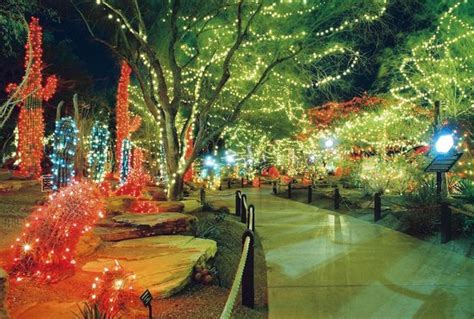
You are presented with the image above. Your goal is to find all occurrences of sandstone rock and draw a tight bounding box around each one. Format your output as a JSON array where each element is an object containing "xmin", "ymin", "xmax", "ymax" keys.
[
  {"xmin": 106, "ymin": 195, "xmax": 136, "ymax": 213},
  {"xmin": 0, "ymin": 268, "xmax": 8, "ymax": 319},
  {"xmin": 76, "ymin": 231, "xmax": 102, "ymax": 258},
  {"xmin": 207, "ymin": 200, "xmax": 230, "ymax": 214},
  {"xmin": 148, "ymin": 189, "xmax": 167, "ymax": 201},
  {"xmin": 82, "ymin": 236, "xmax": 217, "ymax": 298},
  {"xmin": 157, "ymin": 201, "xmax": 185, "ymax": 213},
  {"xmin": 112, "ymin": 213, "xmax": 196, "ymax": 237}
]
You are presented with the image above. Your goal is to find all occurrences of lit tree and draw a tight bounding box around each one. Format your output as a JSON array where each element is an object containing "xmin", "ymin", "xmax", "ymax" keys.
[{"xmin": 73, "ymin": 0, "xmax": 388, "ymax": 199}]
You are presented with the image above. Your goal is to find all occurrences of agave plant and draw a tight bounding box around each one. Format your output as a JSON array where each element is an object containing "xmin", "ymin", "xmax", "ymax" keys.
[{"xmin": 75, "ymin": 303, "xmax": 110, "ymax": 319}]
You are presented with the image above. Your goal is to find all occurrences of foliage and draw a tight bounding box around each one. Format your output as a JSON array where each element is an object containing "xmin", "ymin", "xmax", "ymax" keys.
[
  {"xmin": 75, "ymin": 303, "xmax": 110, "ymax": 319},
  {"xmin": 356, "ymin": 155, "xmax": 426, "ymax": 195},
  {"xmin": 451, "ymin": 178, "xmax": 474, "ymax": 201},
  {"xmin": 402, "ymin": 178, "xmax": 439, "ymax": 207}
]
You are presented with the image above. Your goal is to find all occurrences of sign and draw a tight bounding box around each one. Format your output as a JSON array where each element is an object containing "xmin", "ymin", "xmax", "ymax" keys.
[
  {"xmin": 424, "ymin": 153, "xmax": 463, "ymax": 173},
  {"xmin": 139, "ymin": 289, "xmax": 153, "ymax": 319},
  {"xmin": 41, "ymin": 174, "xmax": 54, "ymax": 192}
]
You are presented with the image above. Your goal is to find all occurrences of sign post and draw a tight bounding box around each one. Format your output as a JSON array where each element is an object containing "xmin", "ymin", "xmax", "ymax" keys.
[
  {"xmin": 41, "ymin": 174, "xmax": 54, "ymax": 192},
  {"xmin": 140, "ymin": 289, "xmax": 153, "ymax": 319}
]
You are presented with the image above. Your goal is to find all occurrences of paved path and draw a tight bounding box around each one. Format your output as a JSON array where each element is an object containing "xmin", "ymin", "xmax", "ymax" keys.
[{"xmin": 210, "ymin": 187, "xmax": 474, "ymax": 319}]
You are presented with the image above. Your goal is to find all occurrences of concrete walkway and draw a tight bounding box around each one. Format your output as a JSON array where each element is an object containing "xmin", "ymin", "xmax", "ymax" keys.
[{"xmin": 210, "ymin": 187, "xmax": 474, "ymax": 319}]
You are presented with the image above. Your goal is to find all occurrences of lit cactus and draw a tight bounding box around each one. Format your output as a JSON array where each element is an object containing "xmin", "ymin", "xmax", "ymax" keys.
[
  {"xmin": 87, "ymin": 121, "xmax": 110, "ymax": 183},
  {"xmin": 51, "ymin": 117, "xmax": 78, "ymax": 190},
  {"xmin": 119, "ymin": 138, "xmax": 131, "ymax": 185}
]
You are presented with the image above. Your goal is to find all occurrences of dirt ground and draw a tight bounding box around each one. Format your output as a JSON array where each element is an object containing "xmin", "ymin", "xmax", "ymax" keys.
[{"xmin": 0, "ymin": 182, "xmax": 268, "ymax": 319}]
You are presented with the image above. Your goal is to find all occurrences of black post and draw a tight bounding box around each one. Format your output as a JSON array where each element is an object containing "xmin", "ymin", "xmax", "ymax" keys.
[
  {"xmin": 242, "ymin": 229, "xmax": 255, "ymax": 309},
  {"xmin": 247, "ymin": 204, "xmax": 256, "ymax": 231},
  {"xmin": 440, "ymin": 202, "xmax": 451, "ymax": 243},
  {"xmin": 241, "ymin": 194, "xmax": 247, "ymax": 224},
  {"xmin": 436, "ymin": 172, "xmax": 442, "ymax": 196},
  {"xmin": 235, "ymin": 191, "xmax": 242, "ymax": 216},
  {"xmin": 288, "ymin": 183, "xmax": 292, "ymax": 199},
  {"xmin": 200, "ymin": 188, "xmax": 206, "ymax": 205},
  {"xmin": 272, "ymin": 181, "xmax": 277, "ymax": 195},
  {"xmin": 148, "ymin": 304, "xmax": 152, "ymax": 319},
  {"xmin": 308, "ymin": 185, "xmax": 313, "ymax": 203},
  {"xmin": 334, "ymin": 187, "xmax": 340, "ymax": 210},
  {"xmin": 228, "ymin": 179, "xmax": 231, "ymax": 189},
  {"xmin": 374, "ymin": 192, "xmax": 382, "ymax": 222},
  {"xmin": 241, "ymin": 177, "xmax": 244, "ymax": 188}
]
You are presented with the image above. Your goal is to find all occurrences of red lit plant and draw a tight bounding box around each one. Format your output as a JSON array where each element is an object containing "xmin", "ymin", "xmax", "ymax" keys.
[
  {"xmin": 9, "ymin": 181, "xmax": 105, "ymax": 282},
  {"xmin": 89, "ymin": 260, "xmax": 136, "ymax": 318},
  {"xmin": 308, "ymin": 93, "xmax": 384, "ymax": 129},
  {"xmin": 6, "ymin": 17, "xmax": 57, "ymax": 177},
  {"xmin": 115, "ymin": 61, "xmax": 141, "ymax": 171}
]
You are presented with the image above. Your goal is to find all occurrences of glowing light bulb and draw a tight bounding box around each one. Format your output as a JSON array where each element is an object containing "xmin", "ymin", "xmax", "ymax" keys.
[{"xmin": 435, "ymin": 134, "xmax": 454, "ymax": 153}]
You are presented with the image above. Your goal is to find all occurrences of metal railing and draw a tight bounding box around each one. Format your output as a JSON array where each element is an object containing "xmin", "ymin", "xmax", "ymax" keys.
[{"xmin": 220, "ymin": 190, "xmax": 255, "ymax": 319}]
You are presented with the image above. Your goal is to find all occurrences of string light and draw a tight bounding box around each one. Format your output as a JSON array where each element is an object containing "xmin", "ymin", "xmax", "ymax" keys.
[
  {"xmin": 5, "ymin": 17, "xmax": 57, "ymax": 177},
  {"xmin": 51, "ymin": 117, "xmax": 79, "ymax": 191},
  {"xmin": 87, "ymin": 121, "xmax": 110, "ymax": 183}
]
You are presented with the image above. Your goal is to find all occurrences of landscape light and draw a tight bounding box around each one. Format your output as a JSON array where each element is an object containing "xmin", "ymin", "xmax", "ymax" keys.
[
  {"xmin": 325, "ymin": 138, "xmax": 334, "ymax": 148},
  {"xmin": 435, "ymin": 133, "xmax": 454, "ymax": 154}
]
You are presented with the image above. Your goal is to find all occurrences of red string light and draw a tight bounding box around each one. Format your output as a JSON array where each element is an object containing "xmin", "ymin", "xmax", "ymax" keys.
[
  {"xmin": 9, "ymin": 181, "xmax": 105, "ymax": 282},
  {"xmin": 183, "ymin": 125, "xmax": 194, "ymax": 182},
  {"xmin": 115, "ymin": 62, "xmax": 132, "ymax": 170},
  {"xmin": 6, "ymin": 17, "xmax": 57, "ymax": 177},
  {"xmin": 89, "ymin": 260, "xmax": 136, "ymax": 317}
]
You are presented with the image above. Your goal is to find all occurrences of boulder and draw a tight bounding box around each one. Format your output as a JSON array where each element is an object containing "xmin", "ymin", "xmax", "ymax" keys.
[
  {"xmin": 147, "ymin": 190, "xmax": 168, "ymax": 201},
  {"xmin": 0, "ymin": 268, "xmax": 8, "ymax": 319},
  {"xmin": 105, "ymin": 195, "xmax": 136, "ymax": 213},
  {"xmin": 76, "ymin": 231, "xmax": 102, "ymax": 257},
  {"xmin": 207, "ymin": 200, "xmax": 230, "ymax": 214},
  {"xmin": 111, "ymin": 213, "xmax": 197, "ymax": 238},
  {"xmin": 82, "ymin": 236, "xmax": 217, "ymax": 298},
  {"xmin": 156, "ymin": 201, "xmax": 185, "ymax": 213}
]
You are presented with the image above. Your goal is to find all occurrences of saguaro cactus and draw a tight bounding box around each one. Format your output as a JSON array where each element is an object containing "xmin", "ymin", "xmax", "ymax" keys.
[
  {"xmin": 87, "ymin": 121, "xmax": 110, "ymax": 183},
  {"xmin": 5, "ymin": 17, "xmax": 57, "ymax": 177}
]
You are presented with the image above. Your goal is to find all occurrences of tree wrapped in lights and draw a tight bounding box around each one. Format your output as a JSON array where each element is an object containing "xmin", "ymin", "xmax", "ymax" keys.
[
  {"xmin": 116, "ymin": 147, "xmax": 151, "ymax": 197},
  {"xmin": 389, "ymin": 0, "xmax": 473, "ymax": 122},
  {"xmin": 87, "ymin": 121, "xmax": 110, "ymax": 183},
  {"xmin": 115, "ymin": 61, "xmax": 142, "ymax": 171},
  {"xmin": 51, "ymin": 117, "xmax": 79, "ymax": 190},
  {"xmin": 10, "ymin": 181, "xmax": 105, "ymax": 282},
  {"xmin": 5, "ymin": 17, "xmax": 57, "ymax": 177},
  {"xmin": 119, "ymin": 138, "xmax": 131, "ymax": 185},
  {"xmin": 89, "ymin": 260, "xmax": 136, "ymax": 317},
  {"xmin": 74, "ymin": 0, "xmax": 388, "ymax": 199}
]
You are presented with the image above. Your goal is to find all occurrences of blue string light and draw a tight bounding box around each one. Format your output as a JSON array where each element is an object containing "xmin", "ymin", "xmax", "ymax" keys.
[
  {"xmin": 119, "ymin": 138, "xmax": 131, "ymax": 185},
  {"xmin": 51, "ymin": 117, "xmax": 78, "ymax": 190},
  {"xmin": 87, "ymin": 121, "xmax": 110, "ymax": 183}
]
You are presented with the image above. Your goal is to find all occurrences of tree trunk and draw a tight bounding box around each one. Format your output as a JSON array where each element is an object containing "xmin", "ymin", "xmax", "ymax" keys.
[{"xmin": 167, "ymin": 174, "xmax": 184, "ymax": 200}]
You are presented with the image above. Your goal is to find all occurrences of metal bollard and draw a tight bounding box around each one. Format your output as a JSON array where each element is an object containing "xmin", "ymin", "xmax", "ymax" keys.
[
  {"xmin": 241, "ymin": 177, "xmax": 244, "ymax": 188},
  {"xmin": 241, "ymin": 194, "xmax": 247, "ymax": 224},
  {"xmin": 272, "ymin": 181, "xmax": 277, "ymax": 195},
  {"xmin": 440, "ymin": 202, "xmax": 451, "ymax": 243},
  {"xmin": 228, "ymin": 179, "xmax": 231, "ymax": 189},
  {"xmin": 235, "ymin": 191, "xmax": 242, "ymax": 216},
  {"xmin": 334, "ymin": 187, "xmax": 340, "ymax": 210},
  {"xmin": 242, "ymin": 229, "xmax": 255, "ymax": 309},
  {"xmin": 200, "ymin": 188, "xmax": 206, "ymax": 205},
  {"xmin": 308, "ymin": 185, "xmax": 312, "ymax": 203},
  {"xmin": 374, "ymin": 192, "xmax": 382, "ymax": 222},
  {"xmin": 288, "ymin": 183, "xmax": 292, "ymax": 199}
]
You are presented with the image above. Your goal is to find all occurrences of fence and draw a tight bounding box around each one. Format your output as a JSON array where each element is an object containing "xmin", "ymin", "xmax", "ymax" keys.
[
  {"xmin": 220, "ymin": 190, "xmax": 255, "ymax": 319},
  {"xmin": 273, "ymin": 181, "xmax": 341, "ymax": 209}
]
